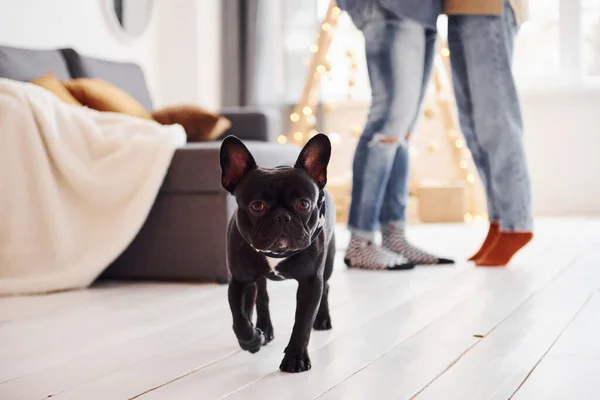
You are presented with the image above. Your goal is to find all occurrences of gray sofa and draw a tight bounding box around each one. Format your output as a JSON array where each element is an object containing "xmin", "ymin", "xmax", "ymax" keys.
[{"xmin": 0, "ymin": 44, "xmax": 300, "ymax": 284}]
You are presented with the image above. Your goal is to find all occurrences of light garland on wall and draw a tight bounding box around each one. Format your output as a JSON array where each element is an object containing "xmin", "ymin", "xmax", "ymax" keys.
[{"xmin": 281, "ymin": 0, "xmax": 342, "ymax": 146}]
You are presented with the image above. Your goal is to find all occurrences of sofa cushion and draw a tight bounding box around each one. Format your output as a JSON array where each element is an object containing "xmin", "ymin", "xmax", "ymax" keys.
[
  {"xmin": 30, "ymin": 72, "xmax": 83, "ymax": 106},
  {"xmin": 61, "ymin": 48, "xmax": 154, "ymax": 110},
  {"xmin": 63, "ymin": 78, "xmax": 152, "ymax": 120},
  {"xmin": 152, "ymin": 105, "xmax": 232, "ymax": 142},
  {"xmin": 0, "ymin": 45, "xmax": 71, "ymax": 81},
  {"xmin": 161, "ymin": 141, "xmax": 301, "ymax": 194}
]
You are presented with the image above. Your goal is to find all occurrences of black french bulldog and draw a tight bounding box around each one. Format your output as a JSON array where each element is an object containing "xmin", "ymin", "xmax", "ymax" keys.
[{"xmin": 220, "ymin": 133, "xmax": 335, "ymax": 373}]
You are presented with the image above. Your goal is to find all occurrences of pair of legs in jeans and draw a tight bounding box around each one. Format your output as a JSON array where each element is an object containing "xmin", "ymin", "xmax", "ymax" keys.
[{"xmin": 345, "ymin": 1, "xmax": 533, "ymax": 270}]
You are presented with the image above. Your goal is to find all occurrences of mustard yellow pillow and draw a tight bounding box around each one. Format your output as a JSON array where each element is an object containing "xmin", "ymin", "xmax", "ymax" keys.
[
  {"xmin": 63, "ymin": 78, "xmax": 152, "ymax": 120},
  {"xmin": 30, "ymin": 72, "xmax": 82, "ymax": 106},
  {"xmin": 152, "ymin": 105, "xmax": 231, "ymax": 142}
]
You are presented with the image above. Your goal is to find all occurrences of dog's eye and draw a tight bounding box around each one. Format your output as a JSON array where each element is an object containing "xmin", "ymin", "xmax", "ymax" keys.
[
  {"xmin": 249, "ymin": 201, "xmax": 266, "ymax": 213},
  {"xmin": 296, "ymin": 199, "xmax": 310, "ymax": 211}
]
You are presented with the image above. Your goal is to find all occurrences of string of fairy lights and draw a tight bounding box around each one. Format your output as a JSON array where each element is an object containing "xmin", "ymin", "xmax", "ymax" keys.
[
  {"xmin": 280, "ymin": 1, "xmax": 342, "ymax": 145},
  {"xmin": 281, "ymin": 1, "xmax": 486, "ymax": 222}
]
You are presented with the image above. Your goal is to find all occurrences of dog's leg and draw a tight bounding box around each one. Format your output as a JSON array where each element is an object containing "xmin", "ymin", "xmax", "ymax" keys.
[
  {"xmin": 279, "ymin": 276, "xmax": 323, "ymax": 373},
  {"xmin": 314, "ymin": 236, "xmax": 335, "ymax": 331},
  {"xmin": 255, "ymin": 277, "xmax": 274, "ymax": 344},
  {"xmin": 228, "ymin": 279, "xmax": 265, "ymax": 353},
  {"xmin": 243, "ymin": 281, "xmax": 257, "ymax": 322}
]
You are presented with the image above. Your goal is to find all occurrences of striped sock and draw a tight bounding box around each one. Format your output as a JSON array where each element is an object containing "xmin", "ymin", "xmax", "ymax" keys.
[
  {"xmin": 344, "ymin": 233, "xmax": 414, "ymax": 271},
  {"xmin": 382, "ymin": 224, "xmax": 454, "ymax": 265}
]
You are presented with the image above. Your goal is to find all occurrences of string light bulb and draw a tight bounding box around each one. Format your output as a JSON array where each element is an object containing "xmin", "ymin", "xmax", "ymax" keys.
[
  {"xmin": 293, "ymin": 131, "xmax": 304, "ymax": 141},
  {"xmin": 448, "ymin": 129, "xmax": 459, "ymax": 140},
  {"xmin": 441, "ymin": 48, "xmax": 450, "ymax": 57},
  {"xmin": 316, "ymin": 64, "xmax": 327, "ymax": 74},
  {"xmin": 455, "ymin": 139, "xmax": 464, "ymax": 149},
  {"xmin": 459, "ymin": 160, "xmax": 468, "ymax": 169},
  {"xmin": 423, "ymin": 106, "xmax": 435, "ymax": 119},
  {"xmin": 466, "ymin": 173, "xmax": 475, "ymax": 183},
  {"xmin": 464, "ymin": 213, "xmax": 473, "ymax": 222},
  {"xmin": 290, "ymin": 113, "xmax": 300, "ymax": 122},
  {"xmin": 310, "ymin": 44, "xmax": 319, "ymax": 53},
  {"xmin": 321, "ymin": 23, "xmax": 331, "ymax": 32},
  {"xmin": 427, "ymin": 140, "xmax": 440, "ymax": 153},
  {"xmin": 302, "ymin": 106, "xmax": 312, "ymax": 116},
  {"xmin": 277, "ymin": 135, "xmax": 288, "ymax": 144},
  {"xmin": 332, "ymin": 6, "xmax": 342, "ymax": 16}
]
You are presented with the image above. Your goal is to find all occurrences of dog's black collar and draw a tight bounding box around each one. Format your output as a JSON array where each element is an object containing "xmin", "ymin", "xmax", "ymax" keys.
[{"xmin": 257, "ymin": 190, "xmax": 326, "ymax": 259}]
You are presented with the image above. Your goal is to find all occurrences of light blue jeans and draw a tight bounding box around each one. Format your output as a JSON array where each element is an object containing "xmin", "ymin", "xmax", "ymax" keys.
[
  {"xmin": 448, "ymin": 0, "xmax": 533, "ymax": 232},
  {"xmin": 348, "ymin": 5, "xmax": 437, "ymax": 235}
]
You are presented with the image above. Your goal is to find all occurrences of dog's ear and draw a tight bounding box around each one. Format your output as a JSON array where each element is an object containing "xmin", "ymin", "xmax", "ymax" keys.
[
  {"xmin": 294, "ymin": 133, "xmax": 331, "ymax": 189},
  {"xmin": 220, "ymin": 136, "xmax": 257, "ymax": 193}
]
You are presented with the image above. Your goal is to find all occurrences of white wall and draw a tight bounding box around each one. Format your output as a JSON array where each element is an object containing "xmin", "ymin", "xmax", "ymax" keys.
[
  {"xmin": 154, "ymin": 0, "xmax": 222, "ymax": 109},
  {"xmin": 521, "ymin": 87, "xmax": 600, "ymax": 216},
  {"xmin": 0, "ymin": 0, "xmax": 222, "ymax": 109}
]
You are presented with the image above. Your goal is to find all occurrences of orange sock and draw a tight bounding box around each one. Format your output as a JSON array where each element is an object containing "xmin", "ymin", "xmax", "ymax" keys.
[
  {"xmin": 476, "ymin": 232, "xmax": 533, "ymax": 267},
  {"xmin": 468, "ymin": 222, "xmax": 500, "ymax": 262}
]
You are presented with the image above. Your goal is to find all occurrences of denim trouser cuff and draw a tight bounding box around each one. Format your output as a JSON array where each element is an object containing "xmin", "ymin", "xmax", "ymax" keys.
[
  {"xmin": 381, "ymin": 219, "xmax": 406, "ymax": 231},
  {"xmin": 348, "ymin": 227, "xmax": 376, "ymax": 241},
  {"xmin": 499, "ymin": 220, "xmax": 534, "ymax": 233}
]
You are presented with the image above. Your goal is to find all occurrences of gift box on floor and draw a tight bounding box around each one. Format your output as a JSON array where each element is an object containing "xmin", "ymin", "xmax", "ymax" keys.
[{"xmin": 416, "ymin": 180, "xmax": 466, "ymax": 223}]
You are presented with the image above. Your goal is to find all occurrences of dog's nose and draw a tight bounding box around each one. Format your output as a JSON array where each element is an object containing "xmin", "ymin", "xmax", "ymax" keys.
[{"xmin": 273, "ymin": 211, "xmax": 292, "ymax": 224}]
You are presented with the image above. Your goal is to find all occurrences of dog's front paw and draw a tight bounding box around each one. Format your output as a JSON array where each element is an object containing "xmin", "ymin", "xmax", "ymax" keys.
[
  {"xmin": 279, "ymin": 348, "xmax": 311, "ymax": 373},
  {"xmin": 256, "ymin": 321, "xmax": 274, "ymax": 344},
  {"xmin": 313, "ymin": 314, "xmax": 332, "ymax": 331},
  {"xmin": 238, "ymin": 328, "xmax": 265, "ymax": 354}
]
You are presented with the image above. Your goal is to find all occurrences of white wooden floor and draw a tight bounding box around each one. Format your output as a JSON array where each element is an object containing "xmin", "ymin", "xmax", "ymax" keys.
[{"xmin": 1, "ymin": 218, "xmax": 599, "ymax": 400}]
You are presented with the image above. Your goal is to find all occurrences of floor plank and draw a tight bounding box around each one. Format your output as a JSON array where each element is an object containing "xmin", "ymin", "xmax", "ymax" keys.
[
  {"xmin": 412, "ymin": 245, "xmax": 600, "ymax": 400},
  {"xmin": 511, "ymin": 293, "xmax": 600, "ymax": 399},
  {"xmin": 316, "ymin": 226, "xmax": 600, "ymax": 399},
  {"xmin": 0, "ymin": 281, "xmax": 133, "ymax": 323},
  {"xmin": 136, "ymin": 268, "xmax": 492, "ymax": 399},
  {"xmin": 6, "ymin": 260, "xmax": 462, "ymax": 400},
  {"xmin": 53, "ymin": 265, "xmax": 466, "ymax": 399},
  {"xmin": 209, "ymin": 221, "xmax": 599, "ymax": 400},
  {"xmin": 0, "ymin": 282, "xmax": 225, "ymax": 382},
  {"xmin": 0, "ymin": 219, "xmax": 598, "ymax": 400}
]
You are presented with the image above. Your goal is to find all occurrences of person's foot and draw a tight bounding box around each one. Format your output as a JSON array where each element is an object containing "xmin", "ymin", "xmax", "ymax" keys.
[
  {"xmin": 344, "ymin": 235, "xmax": 414, "ymax": 270},
  {"xmin": 476, "ymin": 232, "xmax": 533, "ymax": 267},
  {"xmin": 468, "ymin": 222, "xmax": 499, "ymax": 262},
  {"xmin": 382, "ymin": 224, "xmax": 454, "ymax": 265}
]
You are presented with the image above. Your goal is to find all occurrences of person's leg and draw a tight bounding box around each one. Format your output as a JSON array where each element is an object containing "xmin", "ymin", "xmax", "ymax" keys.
[
  {"xmin": 346, "ymin": 10, "xmax": 427, "ymax": 270},
  {"xmin": 447, "ymin": 15, "xmax": 502, "ymax": 261},
  {"xmin": 447, "ymin": 1, "xmax": 533, "ymax": 266},
  {"xmin": 379, "ymin": 27, "xmax": 453, "ymax": 265}
]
